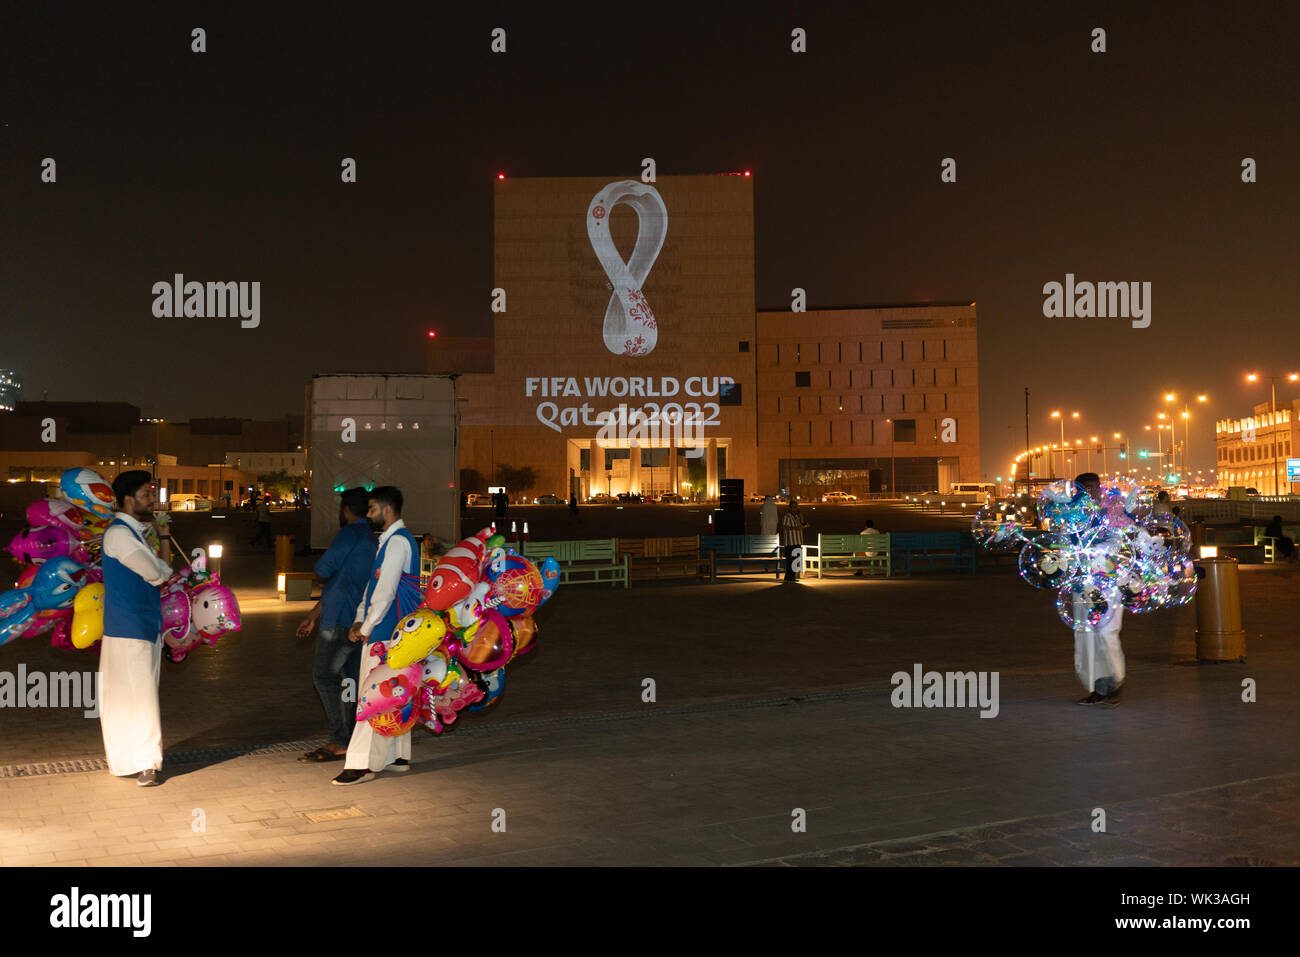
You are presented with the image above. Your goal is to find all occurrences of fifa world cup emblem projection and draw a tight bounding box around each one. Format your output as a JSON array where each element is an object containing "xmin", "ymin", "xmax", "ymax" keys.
[{"xmin": 587, "ymin": 180, "xmax": 667, "ymax": 357}]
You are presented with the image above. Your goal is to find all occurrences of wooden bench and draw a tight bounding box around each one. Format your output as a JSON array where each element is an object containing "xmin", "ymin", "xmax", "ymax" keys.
[
  {"xmin": 522, "ymin": 539, "xmax": 629, "ymax": 587},
  {"xmin": 700, "ymin": 534, "xmax": 782, "ymax": 578},
  {"xmin": 616, "ymin": 536, "xmax": 715, "ymax": 584},
  {"xmin": 890, "ymin": 532, "xmax": 977, "ymax": 576},
  {"xmin": 803, "ymin": 533, "xmax": 891, "ymax": 578}
]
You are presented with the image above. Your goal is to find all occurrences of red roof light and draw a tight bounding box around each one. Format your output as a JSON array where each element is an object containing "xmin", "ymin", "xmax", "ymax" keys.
[{"xmin": 497, "ymin": 173, "xmax": 506, "ymax": 180}]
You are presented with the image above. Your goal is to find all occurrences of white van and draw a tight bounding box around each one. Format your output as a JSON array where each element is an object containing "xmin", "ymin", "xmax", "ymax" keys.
[{"xmin": 949, "ymin": 482, "xmax": 998, "ymax": 502}]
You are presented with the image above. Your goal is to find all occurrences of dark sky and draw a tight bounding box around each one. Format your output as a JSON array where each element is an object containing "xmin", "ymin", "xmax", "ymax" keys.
[{"xmin": 3, "ymin": 2, "xmax": 1296, "ymax": 479}]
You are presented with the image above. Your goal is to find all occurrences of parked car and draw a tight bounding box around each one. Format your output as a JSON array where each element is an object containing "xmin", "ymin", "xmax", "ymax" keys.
[
  {"xmin": 534, "ymin": 494, "xmax": 563, "ymax": 504},
  {"xmin": 616, "ymin": 492, "xmax": 644, "ymax": 503},
  {"xmin": 658, "ymin": 492, "xmax": 682, "ymax": 503},
  {"xmin": 588, "ymin": 493, "xmax": 614, "ymax": 503},
  {"xmin": 821, "ymin": 491, "xmax": 858, "ymax": 503},
  {"xmin": 465, "ymin": 493, "xmax": 483, "ymax": 506}
]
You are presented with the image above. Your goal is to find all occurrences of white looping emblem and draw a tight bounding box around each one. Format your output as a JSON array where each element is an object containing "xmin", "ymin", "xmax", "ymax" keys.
[{"xmin": 587, "ymin": 180, "xmax": 667, "ymax": 357}]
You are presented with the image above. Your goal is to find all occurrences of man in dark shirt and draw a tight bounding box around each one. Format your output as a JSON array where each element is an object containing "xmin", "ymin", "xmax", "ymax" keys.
[{"xmin": 296, "ymin": 488, "xmax": 377, "ymax": 761}]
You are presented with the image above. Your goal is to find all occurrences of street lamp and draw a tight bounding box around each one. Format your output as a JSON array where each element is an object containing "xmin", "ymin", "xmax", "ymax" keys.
[
  {"xmin": 1246, "ymin": 372, "xmax": 1299, "ymax": 495},
  {"xmin": 886, "ymin": 418, "xmax": 896, "ymax": 495}
]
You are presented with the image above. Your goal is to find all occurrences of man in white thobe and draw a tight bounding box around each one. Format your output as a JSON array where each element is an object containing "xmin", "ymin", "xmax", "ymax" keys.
[
  {"xmin": 1072, "ymin": 472, "xmax": 1125, "ymax": 707},
  {"xmin": 99, "ymin": 470, "xmax": 173, "ymax": 785}
]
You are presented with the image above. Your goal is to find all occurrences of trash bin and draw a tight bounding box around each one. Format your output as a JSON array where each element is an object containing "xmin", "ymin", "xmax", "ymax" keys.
[
  {"xmin": 1194, "ymin": 557, "xmax": 1245, "ymax": 662},
  {"xmin": 275, "ymin": 534, "xmax": 295, "ymax": 575}
]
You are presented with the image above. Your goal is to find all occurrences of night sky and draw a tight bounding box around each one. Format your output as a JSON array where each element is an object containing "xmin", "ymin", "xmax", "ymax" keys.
[{"xmin": 3, "ymin": 2, "xmax": 1296, "ymax": 479}]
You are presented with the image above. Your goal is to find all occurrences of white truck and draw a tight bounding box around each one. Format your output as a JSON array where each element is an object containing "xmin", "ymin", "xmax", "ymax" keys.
[{"xmin": 306, "ymin": 374, "xmax": 460, "ymax": 549}]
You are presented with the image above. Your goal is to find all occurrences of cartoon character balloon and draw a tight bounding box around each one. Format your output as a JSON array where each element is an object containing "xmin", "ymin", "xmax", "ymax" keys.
[{"xmin": 59, "ymin": 468, "xmax": 116, "ymax": 520}]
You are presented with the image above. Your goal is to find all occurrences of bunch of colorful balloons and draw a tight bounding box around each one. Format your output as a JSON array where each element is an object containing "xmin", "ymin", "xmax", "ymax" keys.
[
  {"xmin": 2, "ymin": 467, "xmax": 241, "ymax": 657},
  {"xmin": 972, "ymin": 479, "xmax": 1197, "ymax": 630},
  {"xmin": 356, "ymin": 525, "xmax": 561, "ymax": 737}
]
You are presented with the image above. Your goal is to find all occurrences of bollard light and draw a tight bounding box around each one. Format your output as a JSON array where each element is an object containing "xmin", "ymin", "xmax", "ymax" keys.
[
  {"xmin": 208, "ymin": 543, "xmax": 223, "ymax": 578},
  {"xmin": 277, "ymin": 573, "xmax": 286, "ymax": 592},
  {"xmin": 1199, "ymin": 545, "xmax": 1218, "ymax": 559}
]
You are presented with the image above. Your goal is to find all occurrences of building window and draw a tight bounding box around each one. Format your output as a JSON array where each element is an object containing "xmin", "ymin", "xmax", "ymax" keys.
[
  {"xmin": 604, "ymin": 448, "xmax": 630, "ymax": 469},
  {"xmin": 859, "ymin": 395, "xmax": 863, "ymax": 412},
  {"xmin": 880, "ymin": 342, "xmax": 884, "ymax": 361},
  {"xmin": 849, "ymin": 370, "xmax": 853, "ymax": 387},
  {"xmin": 859, "ymin": 343, "xmax": 863, "ymax": 362},
  {"xmin": 838, "ymin": 343, "xmax": 842, "ymax": 362},
  {"xmin": 899, "ymin": 341, "xmax": 904, "ymax": 360},
  {"xmin": 797, "ymin": 396, "xmax": 802, "ymax": 412},
  {"xmin": 921, "ymin": 341, "xmax": 926, "ymax": 360},
  {"xmin": 902, "ymin": 394, "xmax": 907, "ymax": 411},
  {"xmin": 795, "ymin": 371, "xmax": 811, "ymax": 387},
  {"xmin": 922, "ymin": 394, "xmax": 927, "ymax": 411},
  {"xmin": 797, "ymin": 344, "xmax": 802, "ymax": 363},
  {"xmin": 838, "ymin": 395, "xmax": 843, "ymax": 413},
  {"xmin": 912, "ymin": 369, "xmax": 916, "ymax": 385},
  {"xmin": 870, "ymin": 369, "xmax": 874, "ymax": 387},
  {"xmin": 808, "ymin": 422, "xmax": 813, "ymax": 443},
  {"xmin": 829, "ymin": 421, "xmax": 833, "ymax": 443},
  {"xmin": 893, "ymin": 419, "xmax": 917, "ymax": 442},
  {"xmin": 850, "ymin": 420, "xmax": 854, "ymax": 442},
  {"xmin": 890, "ymin": 369, "xmax": 895, "ymax": 387},
  {"xmin": 880, "ymin": 395, "xmax": 885, "ymax": 412},
  {"xmin": 933, "ymin": 368, "xmax": 937, "ymax": 385},
  {"xmin": 776, "ymin": 396, "xmax": 781, "ymax": 412},
  {"xmin": 817, "ymin": 343, "xmax": 821, "ymax": 363},
  {"xmin": 827, "ymin": 371, "xmax": 832, "ymax": 387},
  {"xmin": 818, "ymin": 396, "xmax": 822, "ymax": 412},
  {"xmin": 944, "ymin": 393, "xmax": 949, "ymax": 409},
  {"xmin": 719, "ymin": 382, "xmax": 742, "ymax": 406},
  {"xmin": 943, "ymin": 339, "xmax": 947, "ymax": 359},
  {"xmin": 739, "ymin": 340, "xmax": 750, "ymax": 352},
  {"xmin": 776, "ymin": 343, "xmax": 780, "ymax": 363}
]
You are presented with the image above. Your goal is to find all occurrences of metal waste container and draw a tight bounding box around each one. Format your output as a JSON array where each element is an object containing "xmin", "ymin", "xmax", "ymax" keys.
[
  {"xmin": 1194, "ymin": 557, "xmax": 1245, "ymax": 661},
  {"xmin": 275, "ymin": 534, "xmax": 295, "ymax": 575}
]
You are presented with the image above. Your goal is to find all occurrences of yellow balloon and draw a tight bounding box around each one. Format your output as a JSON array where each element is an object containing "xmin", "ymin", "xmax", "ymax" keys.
[
  {"xmin": 386, "ymin": 608, "xmax": 448, "ymax": 669},
  {"xmin": 71, "ymin": 582, "xmax": 105, "ymax": 649}
]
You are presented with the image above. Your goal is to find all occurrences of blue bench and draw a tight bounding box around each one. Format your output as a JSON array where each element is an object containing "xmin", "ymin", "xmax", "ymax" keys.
[
  {"xmin": 700, "ymin": 535, "xmax": 782, "ymax": 578},
  {"xmin": 890, "ymin": 532, "xmax": 977, "ymax": 575}
]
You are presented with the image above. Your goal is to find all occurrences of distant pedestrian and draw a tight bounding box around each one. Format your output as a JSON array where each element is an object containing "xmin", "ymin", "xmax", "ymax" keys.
[
  {"xmin": 854, "ymin": 519, "xmax": 878, "ymax": 576},
  {"xmin": 568, "ymin": 492, "xmax": 582, "ymax": 523},
  {"xmin": 295, "ymin": 488, "xmax": 376, "ymax": 763},
  {"xmin": 779, "ymin": 498, "xmax": 809, "ymax": 582},
  {"xmin": 250, "ymin": 499, "xmax": 273, "ymax": 549},
  {"xmin": 760, "ymin": 495, "xmax": 779, "ymax": 536},
  {"xmin": 1265, "ymin": 515, "xmax": 1296, "ymax": 560},
  {"xmin": 494, "ymin": 491, "xmax": 508, "ymax": 522}
]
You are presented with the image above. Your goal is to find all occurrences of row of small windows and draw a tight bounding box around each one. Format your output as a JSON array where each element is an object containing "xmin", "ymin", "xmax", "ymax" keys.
[
  {"xmin": 782, "ymin": 418, "xmax": 925, "ymax": 445},
  {"xmin": 793, "ymin": 368, "xmax": 958, "ymax": 388},
  {"xmin": 777, "ymin": 393, "xmax": 953, "ymax": 413},
  {"xmin": 1219, "ymin": 441, "xmax": 1292, "ymax": 462},
  {"xmin": 773, "ymin": 340, "xmax": 950, "ymax": 363}
]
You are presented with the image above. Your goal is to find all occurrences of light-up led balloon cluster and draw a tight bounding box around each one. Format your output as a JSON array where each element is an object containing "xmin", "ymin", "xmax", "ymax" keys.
[
  {"xmin": 356, "ymin": 526, "xmax": 561, "ymax": 738},
  {"xmin": 972, "ymin": 479, "xmax": 1197, "ymax": 630}
]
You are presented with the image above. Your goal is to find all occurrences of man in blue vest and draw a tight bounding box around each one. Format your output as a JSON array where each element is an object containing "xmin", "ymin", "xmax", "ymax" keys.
[
  {"xmin": 99, "ymin": 470, "xmax": 174, "ymax": 786},
  {"xmin": 334, "ymin": 486, "xmax": 425, "ymax": 785}
]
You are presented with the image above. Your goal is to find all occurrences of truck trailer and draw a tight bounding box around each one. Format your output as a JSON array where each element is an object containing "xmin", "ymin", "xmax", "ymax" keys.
[{"xmin": 306, "ymin": 374, "xmax": 459, "ymax": 549}]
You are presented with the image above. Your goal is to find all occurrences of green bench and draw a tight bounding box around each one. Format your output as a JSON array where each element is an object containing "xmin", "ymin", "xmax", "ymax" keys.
[
  {"xmin": 803, "ymin": 533, "xmax": 892, "ymax": 578},
  {"xmin": 700, "ymin": 534, "xmax": 783, "ymax": 578},
  {"xmin": 1253, "ymin": 526, "xmax": 1299, "ymax": 563},
  {"xmin": 522, "ymin": 538, "xmax": 629, "ymax": 587},
  {"xmin": 890, "ymin": 532, "xmax": 977, "ymax": 575}
]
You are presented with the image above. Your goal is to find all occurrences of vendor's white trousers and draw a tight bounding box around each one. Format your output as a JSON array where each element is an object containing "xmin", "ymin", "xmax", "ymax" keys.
[
  {"xmin": 1074, "ymin": 606, "xmax": 1126, "ymax": 694},
  {"xmin": 344, "ymin": 642, "xmax": 411, "ymax": 771},
  {"xmin": 98, "ymin": 635, "xmax": 164, "ymax": 777}
]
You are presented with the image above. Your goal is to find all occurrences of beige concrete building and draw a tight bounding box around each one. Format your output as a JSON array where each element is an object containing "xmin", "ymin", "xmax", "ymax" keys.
[
  {"xmin": 1216, "ymin": 399, "xmax": 1299, "ymax": 495},
  {"xmin": 447, "ymin": 173, "xmax": 981, "ymax": 500}
]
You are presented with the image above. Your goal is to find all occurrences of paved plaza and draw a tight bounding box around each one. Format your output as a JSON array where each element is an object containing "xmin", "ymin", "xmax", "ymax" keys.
[{"xmin": 2, "ymin": 510, "xmax": 1297, "ymax": 866}]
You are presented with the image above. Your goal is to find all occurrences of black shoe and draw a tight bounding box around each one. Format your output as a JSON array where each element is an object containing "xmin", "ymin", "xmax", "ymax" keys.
[
  {"xmin": 1100, "ymin": 690, "xmax": 1122, "ymax": 708},
  {"xmin": 332, "ymin": 768, "xmax": 375, "ymax": 786},
  {"xmin": 1076, "ymin": 692, "xmax": 1105, "ymax": 705},
  {"xmin": 385, "ymin": 758, "xmax": 410, "ymax": 773},
  {"xmin": 137, "ymin": 769, "xmax": 160, "ymax": 787}
]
